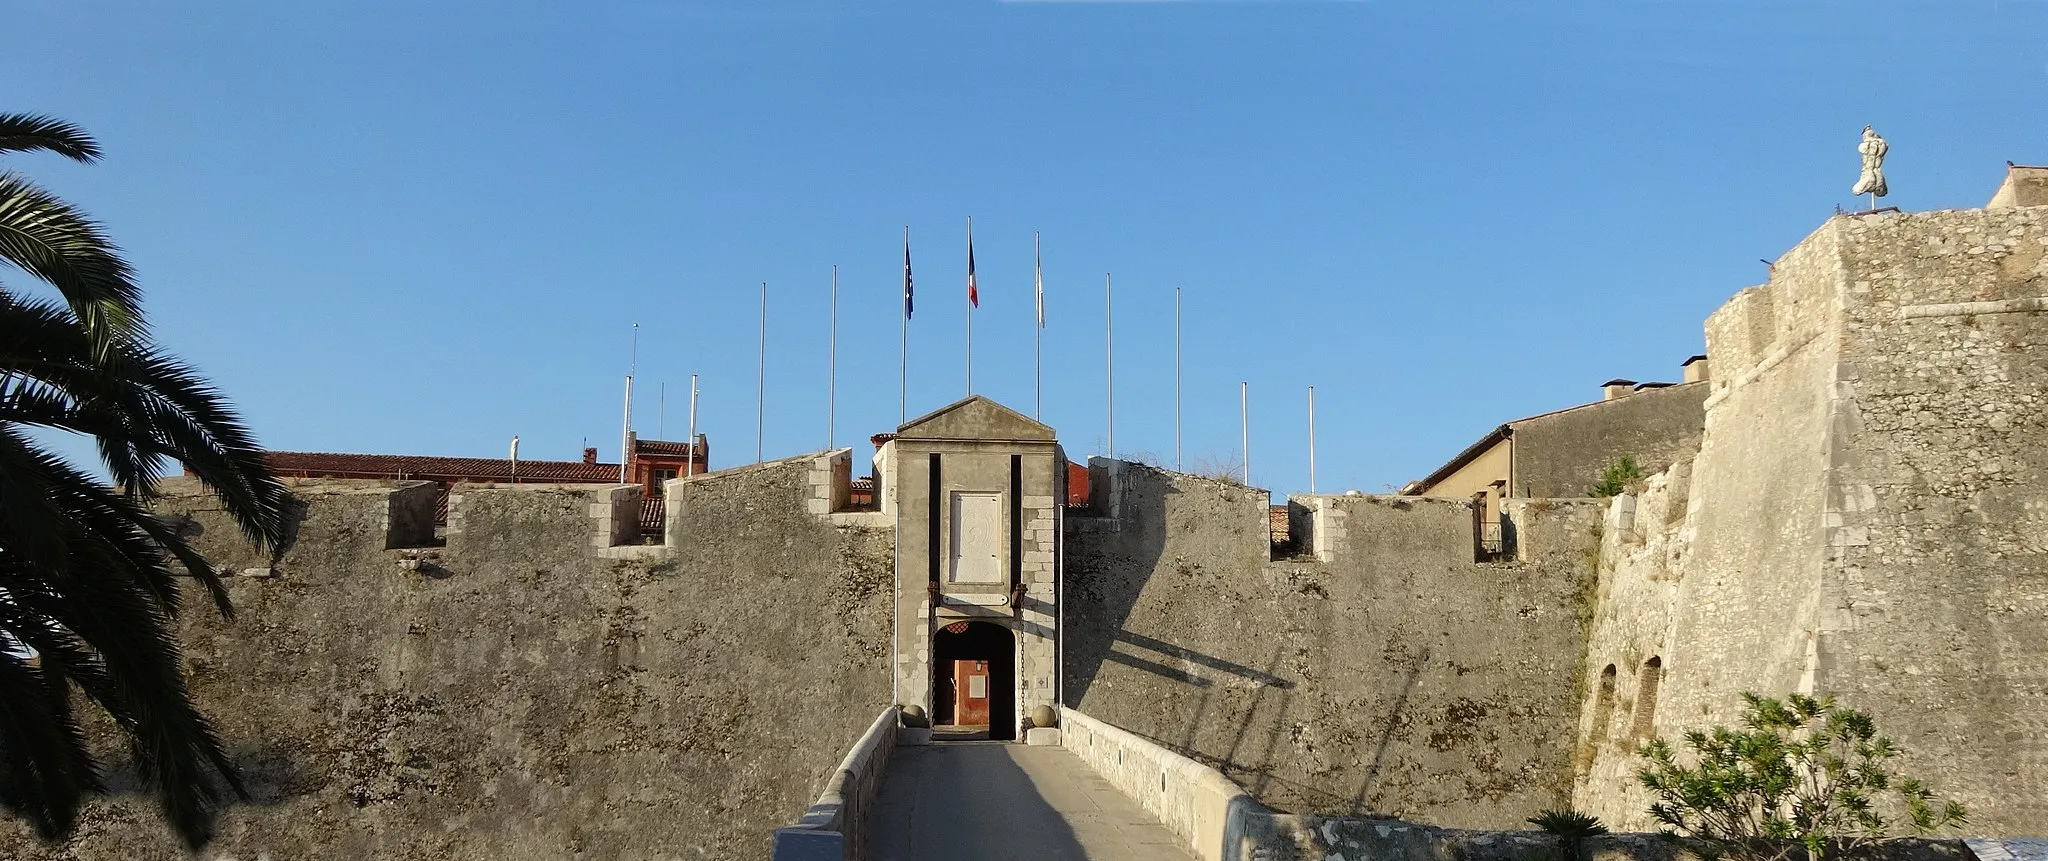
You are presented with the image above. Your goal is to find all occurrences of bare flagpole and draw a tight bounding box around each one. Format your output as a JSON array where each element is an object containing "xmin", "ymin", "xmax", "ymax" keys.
[
  {"xmin": 687, "ymin": 374, "xmax": 700, "ymax": 477},
  {"xmin": 901, "ymin": 226, "xmax": 912, "ymax": 426},
  {"xmin": 829, "ymin": 265, "xmax": 838, "ymax": 450},
  {"xmin": 965, "ymin": 216, "xmax": 975, "ymax": 396},
  {"xmin": 1307, "ymin": 385, "xmax": 1318, "ymax": 494},
  {"xmin": 620, "ymin": 323, "xmax": 638, "ymax": 484},
  {"xmin": 1174, "ymin": 287, "xmax": 1182, "ymax": 472},
  {"xmin": 1105, "ymin": 273, "xmax": 1114, "ymax": 458},
  {"xmin": 756, "ymin": 281, "xmax": 767, "ymax": 464},
  {"xmin": 658, "ymin": 382, "xmax": 666, "ymax": 440},
  {"xmin": 1241, "ymin": 380, "xmax": 1251, "ymax": 486}
]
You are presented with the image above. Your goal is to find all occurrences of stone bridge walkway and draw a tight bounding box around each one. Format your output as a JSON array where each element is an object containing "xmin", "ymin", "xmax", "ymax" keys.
[{"xmin": 867, "ymin": 742, "xmax": 1197, "ymax": 860}]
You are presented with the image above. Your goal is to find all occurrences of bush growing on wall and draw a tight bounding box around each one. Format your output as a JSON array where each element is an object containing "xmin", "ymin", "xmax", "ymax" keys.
[
  {"xmin": 1635, "ymin": 693, "xmax": 1966, "ymax": 861},
  {"xmin": 1589, "ymin": 454, "xmax": 1644, "ymax": 498}
]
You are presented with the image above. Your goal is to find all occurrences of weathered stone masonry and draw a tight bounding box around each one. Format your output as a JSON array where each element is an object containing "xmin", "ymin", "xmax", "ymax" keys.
[
  {"xmin": 1063, "ymin": 458, "xmax": 1609, "ymax": 829},
  {"xmin": 1574, "ymin": 206, "xmax": 2048, "ymax": 834},
  {"xmin": 2, "ymin": 455, "xmax": 895, "ymax": 861}
]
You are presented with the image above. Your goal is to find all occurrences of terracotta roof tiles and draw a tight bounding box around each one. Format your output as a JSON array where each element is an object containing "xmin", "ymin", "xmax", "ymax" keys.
[{"xmin": 266, "ymin": 452, "xmax": 620, "ymax": 483}]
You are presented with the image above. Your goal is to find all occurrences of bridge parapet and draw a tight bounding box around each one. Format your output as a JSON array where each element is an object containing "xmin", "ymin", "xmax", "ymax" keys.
[
  {"xmin": 1058, "ymin": 707, "xmax": 1263, "ymax": 861},
  {"xmin": 1058, "ymin": 709, "xmax": 1991, "ymax": 861},
  {"xmin": 771, "ymin": 707, "xmax": 901, "ymax": 861}
]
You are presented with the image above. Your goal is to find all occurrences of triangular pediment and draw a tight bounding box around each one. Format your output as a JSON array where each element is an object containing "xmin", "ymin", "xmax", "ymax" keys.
[{"xmin": 897, "ymin": 396, "xmax": 1055, "ymax": 442}]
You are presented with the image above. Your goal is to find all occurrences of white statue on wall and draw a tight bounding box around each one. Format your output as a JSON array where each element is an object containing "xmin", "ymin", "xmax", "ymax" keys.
[{"xmin": 1852, "ymin": 125, "xmax": 1889, "ymax": 200}]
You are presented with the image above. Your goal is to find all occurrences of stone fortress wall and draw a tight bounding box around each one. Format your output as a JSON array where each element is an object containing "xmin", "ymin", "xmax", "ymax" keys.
[
  {"xmin": 1061, "ymin": 458, "xmax": 1610, "ymax": 829},
  {"xmin": 7, "ymin": 177, "xmax": 2046, "ymax": 860},
  {"xmin": 1573, "ymin": 203, "xmax": 2048, "ymax": 835},
  {"xmin": 1, "ymin": 452, "xmax": 897, "ymax": 861}
]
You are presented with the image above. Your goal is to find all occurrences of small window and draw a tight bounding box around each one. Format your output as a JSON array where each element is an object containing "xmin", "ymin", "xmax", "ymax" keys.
[{"xmin": 648, "ymin": 467, "xmax": 678, "ymax": 497}]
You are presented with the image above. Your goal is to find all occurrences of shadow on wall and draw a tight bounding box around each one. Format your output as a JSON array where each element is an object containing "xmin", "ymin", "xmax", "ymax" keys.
[
  {"xmin": 93, "ymin": 746, "xmax": 311, "ymax": 810},
  {"xmin": 1061, "ymin": 463, "xmax": 1426, "ymax": 817}
]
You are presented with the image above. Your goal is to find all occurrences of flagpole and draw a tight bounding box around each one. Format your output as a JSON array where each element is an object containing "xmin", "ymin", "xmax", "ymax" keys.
[
  {"xmin": 1105, "ymin": 272, "xmax": 1114, "ymax": 458},
  {"xmin": 965, "ymin": 216, "xmax": 974, "ymax": 397},
  {"xmin": 687, "ymin": 374, "xmax": 699, "ymax": 477},
  {"xmin": 1174, "ymin": 287, "xmax": 1182, "ymax": 472},
  {"xmin": 829, "ymin": 265, "xmax": 838, "ymax": 450},
  {"xmin": 1240, "ymin": 380, "xmax": 1251, "ymax": 486},
  {"xmin": 1307, "ymin": 385, "xmax": 1318, "ymax": 494},
  {"xmin": 1035, "ymin": 231, "xmax": 1043, "ymax": 421},
  {"xmin": 621, "ymin": 322, "xmax": 637, "ymax": 485},
  {"xmin": 909, "ymin": 223, "xmax": 917, "ymax": 422},
  {"xmin": 658, "ymin": 382, "xmax": 665, "ymax": 440},
  {"xmin": 756, "ymin": 281, "xmax": 767, "ymax": 464}
]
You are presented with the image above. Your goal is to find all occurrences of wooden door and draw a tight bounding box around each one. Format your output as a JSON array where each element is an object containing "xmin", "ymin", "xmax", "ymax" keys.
[{"xmin": 953, "ymin": 660, "xmax": 990, "ymax": 726}]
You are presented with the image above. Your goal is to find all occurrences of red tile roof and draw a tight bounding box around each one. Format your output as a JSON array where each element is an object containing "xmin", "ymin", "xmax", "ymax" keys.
[
  {"xmin": 634, "ymin": 438, "xmax": 707, "ymax": 457},
  {"xmin": 266, "ymin": 451, "xmax": 621, "ymax": 483}
]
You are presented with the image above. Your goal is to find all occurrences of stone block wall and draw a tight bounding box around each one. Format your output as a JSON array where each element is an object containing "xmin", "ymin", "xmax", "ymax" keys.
[
  {"xmin": 1819, "ymin": 207, "xmax": 2048, "ymax": 833},
  {"xmin": 1062, "ymin": 461, "xmax": 1606, "ymax": 829},
  {"xmin": 1, "ymin": 458, "xmax": 895, "ymax": 861},
  {"xmin": 1573, "ymin": 206, "xmax": 2048, "ymax": 835}
]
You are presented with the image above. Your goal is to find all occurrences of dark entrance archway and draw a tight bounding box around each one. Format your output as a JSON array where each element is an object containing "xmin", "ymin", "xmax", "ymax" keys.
[{"xmin": 931, "ymin": 619, "xmax": 1016, "ymax": 741}]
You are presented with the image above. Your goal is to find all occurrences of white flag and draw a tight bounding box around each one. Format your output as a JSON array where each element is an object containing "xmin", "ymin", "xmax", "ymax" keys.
[{"xmin": 1034, "ymin": 233, "xmax": 1045, "ymax": 328}]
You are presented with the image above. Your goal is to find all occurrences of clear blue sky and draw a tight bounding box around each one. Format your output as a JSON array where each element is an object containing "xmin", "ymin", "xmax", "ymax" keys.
[{"xmin": 10, "ymin": 0, "xmax": 2046, "ymax": 496}]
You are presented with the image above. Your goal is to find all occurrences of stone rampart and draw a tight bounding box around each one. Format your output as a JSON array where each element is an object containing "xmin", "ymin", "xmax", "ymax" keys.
[
  {"xmin": 1062, "ymin": 459, "xmax": 1606, "ymax": 829},
  {"xmin": 1573, "ymin": 206, "xmax": 2048, "ymax": 834},
  {"xmin": 1, "ymin": 454, "xmax": 896, "ymax": 861}
]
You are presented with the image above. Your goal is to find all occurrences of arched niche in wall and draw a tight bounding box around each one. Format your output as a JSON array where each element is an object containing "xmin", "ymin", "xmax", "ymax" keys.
[{"xmin": 1630, "ymin": 656, "xmax": 1663, "ymax": 744}]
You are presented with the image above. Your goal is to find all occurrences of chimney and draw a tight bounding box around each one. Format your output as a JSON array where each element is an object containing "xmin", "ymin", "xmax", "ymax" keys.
[
  {"xmin": 1682, "ymin": 355, "xmax": 1710, "ymax": 384},
  {"xmin": 1602, "ymin": 379, "xmax": 1637, "ymax": 401},
  {"xmin": 583, "ymin": 447, "xmax": 599, "ymax": 464}
]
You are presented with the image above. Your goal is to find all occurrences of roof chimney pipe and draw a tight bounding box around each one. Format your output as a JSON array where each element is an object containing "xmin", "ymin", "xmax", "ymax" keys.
[
  {"xmin": 1602, "ymin": 379, "xmax": 1637, "ymax": 401},
  {"xmin": 1682, "ymin": 355, "xmax": 1710, "ymax": 384},
  {"xmin": 582, "ymin": 447, "xmax": 599, "ymax": 464}
]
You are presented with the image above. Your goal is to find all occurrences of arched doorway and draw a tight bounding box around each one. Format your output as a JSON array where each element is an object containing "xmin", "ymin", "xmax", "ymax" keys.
[{"xmin": 931, "ymin": 620, "xmax": 1017, "ymax": 741}]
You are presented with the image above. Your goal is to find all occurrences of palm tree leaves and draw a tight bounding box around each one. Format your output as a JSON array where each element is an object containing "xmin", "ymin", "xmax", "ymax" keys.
[
  {"xmin": 0, "ymin": 115, "xmax": 286, "ymax": 849},
  {"xmin": 0, "ymin": 114, "xmax": 102, "ymax": 163},
  {"xmin": 0, "ymin": 172, "xmax": 143, "ymax": 353}
]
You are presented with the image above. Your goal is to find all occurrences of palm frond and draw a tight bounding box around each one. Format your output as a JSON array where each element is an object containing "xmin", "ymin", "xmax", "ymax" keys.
[
  {"xmin": 0, "ymin": 297, "xmax": 292, "ymax": 552},
  {"xmin": 0, "ymin": 171, "xmax": 144, "ymax": 351},
  {"xmin": 0, "ymin": 110, "xmax": 274, "ymax": 851},
  {"xmin": 0, "ymin": 114, "xmax": 101, "ymax": 162},
  {"xmin": 0, "ymin": 431, "xmax": 248, "ymax": 847}
]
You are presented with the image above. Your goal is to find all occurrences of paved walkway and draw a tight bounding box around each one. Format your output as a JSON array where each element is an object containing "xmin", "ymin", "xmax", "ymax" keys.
[
  {"xmin": 1968, "ymin": 840, "xmax": 2048, "ymax": 861},
  {"xmin": 867, "ymin": 742, "xmax": 1198, "ymax": 861}
]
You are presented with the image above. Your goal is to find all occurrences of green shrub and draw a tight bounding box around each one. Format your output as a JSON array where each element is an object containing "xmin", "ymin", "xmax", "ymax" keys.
[
  {"xmin": 1590, "ymin": 454, "xmax": 1644, "ymax": 498},
  {"xmin": 1528, "ymin": 808, "xmax": 1610, "ymax": 838},
  {"xmin": 1636, "ymin": 693, "xmax": 1966, "ymax": 861}
]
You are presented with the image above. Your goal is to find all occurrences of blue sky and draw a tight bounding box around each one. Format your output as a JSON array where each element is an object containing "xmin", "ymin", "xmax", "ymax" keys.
[{"xmin": 9, "ymin": 0, "xmax": 2047, "ymax": 496}]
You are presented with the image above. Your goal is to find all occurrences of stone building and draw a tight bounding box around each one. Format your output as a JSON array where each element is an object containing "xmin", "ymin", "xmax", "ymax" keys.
[
  {"xmin": 1402, "ymin": 361, "xmax": 1710, "ymax": 558},
  {"xmin": 875, "ymin": 396, "xmax": 1067, "ymax": 741}
]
